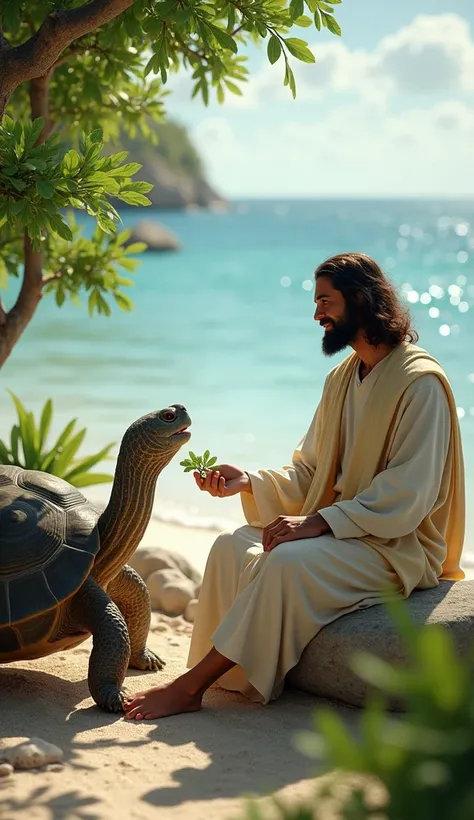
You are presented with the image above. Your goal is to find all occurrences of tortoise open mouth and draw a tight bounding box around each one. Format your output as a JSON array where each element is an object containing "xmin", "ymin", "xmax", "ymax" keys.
[{"xmin": 170, "ymin": 425, "xmax": 191, "ymax": 438}]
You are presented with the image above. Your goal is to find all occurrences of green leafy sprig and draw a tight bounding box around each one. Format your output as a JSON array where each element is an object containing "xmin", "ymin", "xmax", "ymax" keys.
[{"xmin": 180, "ymin": 449, "xmax": 219, "ymax": 478}]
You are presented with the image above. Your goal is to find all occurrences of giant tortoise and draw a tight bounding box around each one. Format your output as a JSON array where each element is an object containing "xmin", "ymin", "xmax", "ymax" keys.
[{"xmin": 0, "ymin": 404, "xmax": 191, "ymax": 711}]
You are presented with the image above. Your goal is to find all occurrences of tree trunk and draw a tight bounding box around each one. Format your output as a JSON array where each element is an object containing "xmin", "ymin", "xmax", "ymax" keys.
[
  {"xmin": 29, "ymin": 73, "xmax": 53, "ymax": 140},
  {"xmin": 0, "ymin": 233, "xmax": 44, "ymax": 368},
  {"xmin": 0, "ymin": 1, "xmax": 135, "ymax": 365},
  {"xmin": 0, "ymin": 76, "xmax": 52, "ymax": 369}
]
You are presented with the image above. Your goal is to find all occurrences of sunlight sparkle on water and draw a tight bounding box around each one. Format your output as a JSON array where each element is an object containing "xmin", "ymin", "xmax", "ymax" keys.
[
  {"xmin": 429, "ymin": 307, "xmax": 440, "ymax": 318},
  {"xmin": 302, "ymin": 280, "xmax": 313, "ymax": 291},
  {"xmin": 429, "ymin": 285, "xmax": 444, "ymax": 299},
  {"xmin": 457, "ymin": 251, "xmax": 469, "ymax": 264},
  {"xmin": 457, "ymin": 275, "xmax": 467, "ymax": 286},
  {"xmin": 399, "ymin": 224, "xmax": 411, "ymax": 237},
  {"xmin": 280, "ymin": 276, "xmax": 292, "ymax": 287},
  {"xmin": 459, "ymin": 302, "xmax": 470, "ymax": 313},
  {"xmin": 457, "ymin": 407, "xmax": 466, "ymax": 419},
  {"xmin": 439, "ymin": 324, "xmax": 451, "ymax": 336},
  {"xmin": 455, "ymin": 223, "xmax": 469, "ymax": 237},
  {"xmin": 420, "ymin": 292, "xmax": 431, "ymax": 304},
  {"xmin": 406, "ymin": 290, "xmax": 419, "ymax": 304}
]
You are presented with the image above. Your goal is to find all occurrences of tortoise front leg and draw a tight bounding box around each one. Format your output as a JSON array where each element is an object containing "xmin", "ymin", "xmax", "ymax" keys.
[
  {"xmin": 107, "ymin": 565, "xmax": 165, "ymax": 672},
  {"xmin": 71, "ymin": 577, "xmax": 130, "ymax": 712}
]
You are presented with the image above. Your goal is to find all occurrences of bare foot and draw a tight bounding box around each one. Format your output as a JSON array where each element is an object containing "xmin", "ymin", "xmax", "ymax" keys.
[{"xmin": 123, "ymin": 679, "xmax": 203, "ymax": 720}]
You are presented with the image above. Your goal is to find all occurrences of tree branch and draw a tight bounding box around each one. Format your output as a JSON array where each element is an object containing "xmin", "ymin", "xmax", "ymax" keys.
[
  {"xmin": 29, "ymin": 73, "xmax": 55, "ymax": 141},
  {"xmin": 42, "ymin": 271, "xmax": 64, "ymax": 286},
  {"xmin": 0, "ymin": 0, "xmax": 134, "ymax": 115},
  {"xmin": 51, "ymin": 46, "xmax": 84, "ymax": 69}
]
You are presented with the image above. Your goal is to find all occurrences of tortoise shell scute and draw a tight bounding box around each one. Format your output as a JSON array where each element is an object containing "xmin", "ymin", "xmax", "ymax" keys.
[{"xmin": 0, "ymin": 466, "xmax": 100, "ymax": 628}]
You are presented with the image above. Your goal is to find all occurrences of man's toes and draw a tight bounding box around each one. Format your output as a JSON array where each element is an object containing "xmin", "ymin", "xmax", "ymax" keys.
[
  {"xmin": 124, "ymin": 696, "xmax": 144, "ymax": 712},
  {"xmin": 124, "ymin": 692, "xmax": 145, "ymax": 706},
  {"xmin": 124, "ymin": 705, "xmax": 144, "ymax": 719}
]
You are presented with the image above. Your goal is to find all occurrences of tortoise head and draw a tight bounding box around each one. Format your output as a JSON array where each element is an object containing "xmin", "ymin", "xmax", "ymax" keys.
[{"xmin": 120, "ymin": 404, "xmax": 191, "ymax": 468}]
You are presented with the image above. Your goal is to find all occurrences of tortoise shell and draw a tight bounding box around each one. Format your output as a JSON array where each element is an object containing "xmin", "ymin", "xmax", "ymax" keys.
[{"xmin": 0, "ymin": 465, "xmax": 100, "ymax": 628}]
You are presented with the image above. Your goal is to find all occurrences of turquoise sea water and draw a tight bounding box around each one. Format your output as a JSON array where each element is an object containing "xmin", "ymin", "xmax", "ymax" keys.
[{"xmin": 1, "ymin": 199, "xmax": 474, "ymax": 558}]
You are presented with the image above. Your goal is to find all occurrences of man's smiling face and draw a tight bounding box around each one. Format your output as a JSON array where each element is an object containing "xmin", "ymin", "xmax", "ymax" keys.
[{"xmin": 313, "ymin": 275, "xmax": 360, "ymax": 356}]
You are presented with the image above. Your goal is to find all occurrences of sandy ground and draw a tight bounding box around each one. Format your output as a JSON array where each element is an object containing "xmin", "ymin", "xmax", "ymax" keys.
[
  {"xmin": 0, "ymin": 630, "xmax": 363, "ymax": 820},
  {"xmin": 0, "ymin": 518, "xmax": 350, "ymax": 820},
  {"xmin": 1, "ymin": 516, "xmax": 472, "ymax": 820}
]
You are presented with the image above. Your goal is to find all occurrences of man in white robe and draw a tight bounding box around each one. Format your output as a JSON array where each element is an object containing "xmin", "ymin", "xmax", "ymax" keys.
[{"xmin": 124, "ymin": 252, "xmax": 465, "ymax": 720}]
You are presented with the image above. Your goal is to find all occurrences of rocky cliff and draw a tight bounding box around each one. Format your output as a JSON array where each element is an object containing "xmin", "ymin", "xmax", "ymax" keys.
[{"xmin": 117, "ymin": 120, "xmax": 225, "ymax": 210}]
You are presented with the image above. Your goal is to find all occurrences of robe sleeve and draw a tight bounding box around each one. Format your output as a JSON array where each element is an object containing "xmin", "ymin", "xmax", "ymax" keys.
[
  {"xmin": 318, "ymin": 374, "xmax": 451, "ymax": 540},
  {"xmin": 241, "ymin": 402, "xmax": 321, "ymax": 528}
]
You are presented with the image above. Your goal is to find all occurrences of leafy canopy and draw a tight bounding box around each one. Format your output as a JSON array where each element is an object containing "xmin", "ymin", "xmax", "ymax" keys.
[{"xmin": 0, "ymin": 0, "xmax": 342, "ymax": 323}]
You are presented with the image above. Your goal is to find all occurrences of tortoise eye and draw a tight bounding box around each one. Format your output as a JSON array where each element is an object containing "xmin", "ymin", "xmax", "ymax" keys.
[{"xmin": 161, "ymin": 409, "xmax": 176, "ymax": 422}]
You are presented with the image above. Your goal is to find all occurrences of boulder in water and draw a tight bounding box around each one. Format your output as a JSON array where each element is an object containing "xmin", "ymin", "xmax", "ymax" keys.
[{"xmin": 126, "ymin": 220, "xmax": 180, "ymax": 252}]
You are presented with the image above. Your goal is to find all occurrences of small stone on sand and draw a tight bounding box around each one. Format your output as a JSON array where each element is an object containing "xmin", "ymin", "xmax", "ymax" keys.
[
  {"xmin": 2, "ymin": 737, "xmax": 63, "ymax": 770},
  {"xmin": 0, "ymin": 763, "xmax": 14, "ymax": 778}
]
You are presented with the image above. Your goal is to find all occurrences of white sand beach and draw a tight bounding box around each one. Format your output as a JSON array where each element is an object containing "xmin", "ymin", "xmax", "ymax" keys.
[
  {"xmin": 1, "ymin": 515, "xmax": 472, "ymax": 820},
  {"xmin": 0, "ymin": 515, "xmax": 354, "ymax": 820}
]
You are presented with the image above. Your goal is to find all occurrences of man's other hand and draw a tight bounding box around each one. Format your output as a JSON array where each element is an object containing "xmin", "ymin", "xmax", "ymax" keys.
[{"xmin": 262, "ymin": 513, "xmax": 331, "ymax": 552}]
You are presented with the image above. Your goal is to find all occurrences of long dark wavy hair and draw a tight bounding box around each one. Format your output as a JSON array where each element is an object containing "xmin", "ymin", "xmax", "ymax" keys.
[{"xmin": 315, "ymin": 252, "xmax": 419, "ymax": 347}]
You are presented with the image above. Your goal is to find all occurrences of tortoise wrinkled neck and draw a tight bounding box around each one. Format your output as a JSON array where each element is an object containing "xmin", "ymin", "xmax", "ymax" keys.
[{"xmin": 92, "ymin": 434, "xmax": 173, "ymax": 586}]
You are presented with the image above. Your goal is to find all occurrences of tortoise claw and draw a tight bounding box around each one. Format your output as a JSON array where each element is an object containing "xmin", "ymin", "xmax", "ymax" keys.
[
  {"xmin": 129, "ymin": 648, "xmax": 166, "ymax": 672},
  {"xmin": 96, "ymin": 687, "xmax": 125, "ymax": 713}
]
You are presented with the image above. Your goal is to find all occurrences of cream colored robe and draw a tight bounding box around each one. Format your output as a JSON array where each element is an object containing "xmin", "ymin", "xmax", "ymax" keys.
[{"xmin": 187, "ymin": 344, "xmax": 466, "ymax": 704}]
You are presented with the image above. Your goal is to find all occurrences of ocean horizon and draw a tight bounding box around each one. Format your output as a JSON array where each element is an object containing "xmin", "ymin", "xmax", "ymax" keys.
[{"xmin": 1, "ymin": 198, "xmax": 473, "ymax": 562}]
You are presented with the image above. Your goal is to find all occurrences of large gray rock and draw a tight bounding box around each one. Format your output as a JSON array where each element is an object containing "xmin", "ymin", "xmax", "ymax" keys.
[
  {"xmin": 287, "ymin": 580, "xmax": 474, "ymax": 709},
  {"xmin": 126, "ymin": 220, "xmax": 180, "ymax": 252},
  {"xmin": 129, "ymin": 545, "xmax": 201, "ymax": 586}
]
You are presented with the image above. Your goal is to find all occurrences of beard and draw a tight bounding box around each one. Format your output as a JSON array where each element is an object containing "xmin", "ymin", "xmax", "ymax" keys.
[{"xmin": 321, "ymin": 313, "xmax": 360, "ymax": 356}]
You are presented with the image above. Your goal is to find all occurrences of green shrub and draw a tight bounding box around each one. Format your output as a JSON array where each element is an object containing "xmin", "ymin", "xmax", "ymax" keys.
[
  {"xmin": 0, "ymin": 392, "xmax": 114, "ymax": 488},
  {"xmin": 240, "ymin": 598, "xmax": 474, "ymax": 819}
]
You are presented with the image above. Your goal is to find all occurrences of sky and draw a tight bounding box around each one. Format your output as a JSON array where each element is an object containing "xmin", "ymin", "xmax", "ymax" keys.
[{"xmin": 164, "ymin": 0, "xmax": 474, "ymax": 199}]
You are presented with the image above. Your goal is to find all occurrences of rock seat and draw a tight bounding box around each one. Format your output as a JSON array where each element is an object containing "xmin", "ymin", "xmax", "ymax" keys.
[{"xmin": 287, "ymin": 579, "xmax": 474, "ymax": 708}]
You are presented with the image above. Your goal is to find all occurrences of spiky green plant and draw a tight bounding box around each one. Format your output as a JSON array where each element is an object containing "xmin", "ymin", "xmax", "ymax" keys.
[{"xmin": 0, "ymin": 391, "xmax": 115, "ymax": 488}]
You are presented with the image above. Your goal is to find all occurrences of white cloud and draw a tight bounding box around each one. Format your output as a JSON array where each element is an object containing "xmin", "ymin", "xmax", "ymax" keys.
[
  {"xmin": 230, "ymin": 13, "xmax": 474, "ymax": 106},
  {"xmin": 165, "ymin": 13, "xmax": 474, "ymax": 197},
  {"xmin": 191, "ymin": 100, "xmax": 474, "ymax": 197},
  {"xmin": 374, "ymin": 14, "xmax": 474, "ymax": 95}
]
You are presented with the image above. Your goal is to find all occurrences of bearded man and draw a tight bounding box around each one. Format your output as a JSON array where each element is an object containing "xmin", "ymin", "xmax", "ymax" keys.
[{"xmin": 125, "ymin": 252, "xmax": 465, "ymax": 721}]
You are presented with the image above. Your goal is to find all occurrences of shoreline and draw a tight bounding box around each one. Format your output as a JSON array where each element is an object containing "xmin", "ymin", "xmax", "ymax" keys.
[
  {"xmin": 82, "ymin": 485, "xmax": 474, "ymax": 575},
  {"xmin": 134, "ymin": 512, "xmax": 474, "ymax": 579}
]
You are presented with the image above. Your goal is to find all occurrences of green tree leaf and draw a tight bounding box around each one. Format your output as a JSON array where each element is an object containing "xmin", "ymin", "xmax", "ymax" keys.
[
  {"xmin": 289, "ymin": 0, "xmax": 305, "ymax": 21},
  {"xmin": 267, "ymin": 35, "xmax": 282, "ymax": 65},
  {"xmin": 284, "ymin": 38, "xmax": 315, "ymax": 63},
  {"xmin": 321, "ymin": 11, "xmax": 342, "ymax": 35}
]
